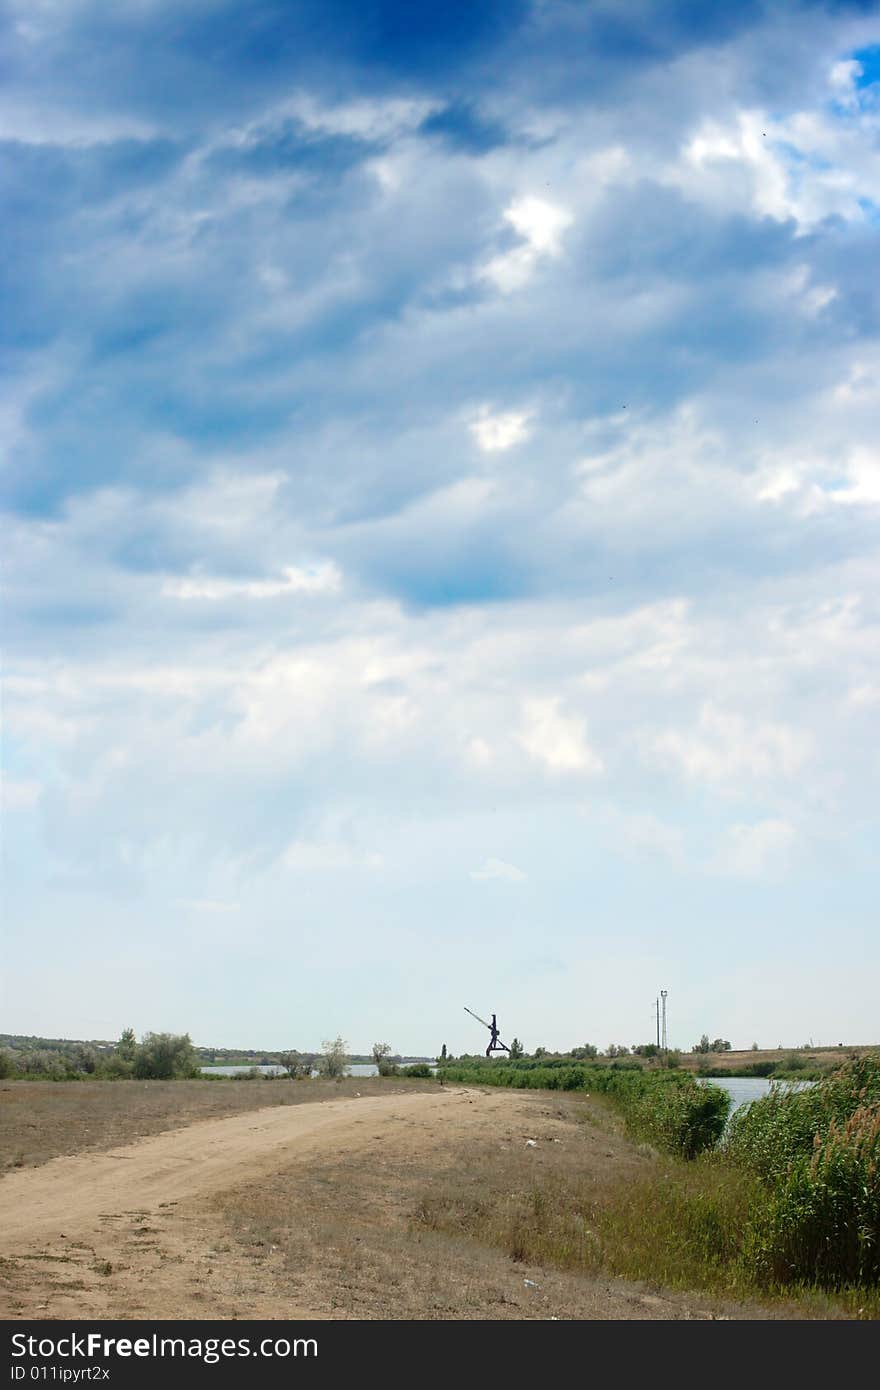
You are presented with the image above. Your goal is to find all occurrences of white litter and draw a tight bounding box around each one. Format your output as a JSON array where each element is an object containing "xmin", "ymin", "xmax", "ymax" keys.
[
  {"xmin": 525, "ymin": 1139, "xmax": 538, "ymax": 1148},
  {"xmin": 524, "ymin": 1279, "xmax": 539, "ymax": 1289}
]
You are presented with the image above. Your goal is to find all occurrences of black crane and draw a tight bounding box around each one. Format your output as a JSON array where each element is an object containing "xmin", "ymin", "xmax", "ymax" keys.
[{"xmin": 464, "ymin": 1006, "xmax": 511, "ymax": 1058}]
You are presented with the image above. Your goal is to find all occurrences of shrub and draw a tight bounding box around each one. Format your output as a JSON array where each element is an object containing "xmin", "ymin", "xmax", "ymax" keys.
[
  {"xmin": 0, "ymin": 1050, "xmax": 16, "ymax": 1079},
  {"xmin": 727, "ymin": 1053, "xmax": 880, "ymax": 1287},
  {"xmin": 72, "ymin": 1045, "xmax": 100, "ymax": 1074},
  {"xmin": 99, "ymin": 1054, "xmax": 133, "ymax": 1079},
  {"xmin": 319, "ymin": 1036, "xmax": 348, "ymax": 1079},
  {"xmin": 403, "ymin": 1063, "xmax": 432, "ymax": 1078},
  {"xmin": 16, "ymin": 1049, "xmax": 78, "ymax": 1080},
  {"xmin": 279, "ymin": 1051, "xmax": 316, "ymax": 1078},
  {"xmin": 372, "ymin": 1042, "xmax": 398, "ymax": 1075},
  {"xmin": 132, "ymin": 1032, "xmax": 199, "ymax": 1080},
  {"xmin": 628, "ymin": 1077, "xmax": 730, "ymax": 1160},
  {"xmin": 745, "ymin": 1105, "xmax": 880, "ymax": 1286}
]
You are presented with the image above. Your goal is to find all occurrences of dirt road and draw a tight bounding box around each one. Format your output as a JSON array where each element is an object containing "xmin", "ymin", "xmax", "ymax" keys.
[
  {"xmin": 0, "ymin": 1090, "xmax": 453, "ymax": 1246},
  {"xmin": 0, "ymin": 1087, "xmax": 788, "ymax": 1320}
]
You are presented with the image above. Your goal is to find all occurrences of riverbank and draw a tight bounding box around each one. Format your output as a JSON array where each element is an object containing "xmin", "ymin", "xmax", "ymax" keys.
[
  {"xmin": 436, "ymin": 1054, "xmax": 880, "ymax": 1314},
  {"xmin": 0, "ymin": 1085, "xmax": 813, "ymax": 1321}
]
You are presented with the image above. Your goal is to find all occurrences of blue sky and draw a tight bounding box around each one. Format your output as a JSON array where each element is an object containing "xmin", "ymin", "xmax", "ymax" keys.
[{"xmin": 3, "ymin": 0, "xmax": 879, "ymax": 1055}]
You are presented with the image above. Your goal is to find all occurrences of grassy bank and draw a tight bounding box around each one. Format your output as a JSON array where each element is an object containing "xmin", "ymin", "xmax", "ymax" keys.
[
  {"xmin": 430, "ymin": 1054, "xmax": 880, "ymax": 1312},
  {"xmin": 441, "ymin": 1058, "xmax": 730, "ymax": 1158}
]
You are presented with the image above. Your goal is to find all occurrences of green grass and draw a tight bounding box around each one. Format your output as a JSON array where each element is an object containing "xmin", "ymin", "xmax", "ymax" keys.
[{"xmin": 724, "ymin": 1055, "xmax": 880, "ymax": 1288}]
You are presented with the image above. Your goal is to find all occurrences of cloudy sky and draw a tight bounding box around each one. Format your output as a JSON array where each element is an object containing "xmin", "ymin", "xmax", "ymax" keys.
[{"xmin": 3, "ymin": 1, "xmax": 879, "ymax": 1056}]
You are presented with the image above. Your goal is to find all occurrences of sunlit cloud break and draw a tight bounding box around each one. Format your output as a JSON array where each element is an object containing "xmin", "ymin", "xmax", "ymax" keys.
[{"xmin": 162, "ymin": 563, "xmax": 342, "ymax": 601}]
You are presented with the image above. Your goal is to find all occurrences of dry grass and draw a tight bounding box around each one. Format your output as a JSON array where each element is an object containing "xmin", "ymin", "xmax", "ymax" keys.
[
  {"xmin": 0, "ymin": 1076, "xmax": 437, "ymax": 1174},
  {"xmin": 676, "ymin": 1046, "xmax": 874, "ymax": 1074},
  {"xmin": 410, "ymin": 1095, "xmax": 879, "ymax": 1320},
  {"xmin": 212, "ymin": 1090, "xmax": 808, "ymax": 1320}
]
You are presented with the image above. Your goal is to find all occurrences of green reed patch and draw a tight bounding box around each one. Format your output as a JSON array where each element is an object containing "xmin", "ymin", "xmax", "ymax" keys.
[{"xmin": 724, "ymin": 1054, "xmax": 880, "ymax": 1289}]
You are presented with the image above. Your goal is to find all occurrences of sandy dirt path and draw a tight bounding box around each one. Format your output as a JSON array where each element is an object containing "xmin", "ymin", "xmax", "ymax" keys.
[
  {"xmin": 0, "ymin": 1089, "xmax": 457, "ymax": 1247},
  {"xmin": 0, "ymin": 1088, "xmax": 505, "ymax": 1320}
]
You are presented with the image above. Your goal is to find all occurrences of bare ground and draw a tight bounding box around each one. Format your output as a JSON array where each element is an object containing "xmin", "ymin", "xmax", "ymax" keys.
[
  {"xmin": 0, "ymin": 1084, "xmax": 806, "ymax": 1321},
  {"xmin": 0, "ymin": 1076, "xmax": 433, "ymax": 1173}
]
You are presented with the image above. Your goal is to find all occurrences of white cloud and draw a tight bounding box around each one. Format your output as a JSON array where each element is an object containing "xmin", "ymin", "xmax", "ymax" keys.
[
  {"xmin": 281, "ymin": 841, "xmax": 383, "ymax": 873},
  {"xmin": 781, "ymin": 264, "xmax": 837, "ymax": 318},
  {"xmin": 466, "ymin": 738, "xmax": 493, "ymax": 767},
  {"xmin": 163, "ymin": 562, "xmax": 341, "ymax": 601},
  {"xmin": 673, "ymin": 105, "xmax": 879, "ymax": 231},
  {"xmin": 590, "ymin": 804, "xmax": 685, "ymax": 865},
  {"xmin": 470, "ymin": 857, "xmax": 526, "ymax": 882},
  {"xmin": 179, "ymin": 898, "xmax": 240, "ymax": 914},
  {"xmin": 652, "ymin": 704, "xmax": 811, "ymax": 787},
  {"xmin": 713, "ymin": 819, "xmax": 796, "ymax": 878},
  {"xmin": 469, "ymin": 407, "xmax": 532, "ymax": 453},
  {"xmin": 272, "ymin": 93, "xmax": 435, "ymax": 142},
  {"xmin": 829, "ymin": 59, "xmax": 863, "ymax": 110},
  {"xmin": 519, "ymin": 698, "xmax": 603, "ymax": 776},
  {"xmin": 0, "ymin": 774, "xmax": 42, "ymax": 810},
  {"xmin": 826, "ymin": 448, "xmax": 880, "ymax": 506},
  {"xmin": 483, "ymin": 195, "xmax": 573, "ymax": 292}
]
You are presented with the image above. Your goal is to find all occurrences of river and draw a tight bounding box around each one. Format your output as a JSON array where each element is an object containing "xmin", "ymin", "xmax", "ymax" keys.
[
  {"xmin": 200, "ymin": 1062, "xmax": 426, "ymax": 1078},
  {"xmin": 698, "ymin": 1075, "xmax": 813, "ymax": 1115}
]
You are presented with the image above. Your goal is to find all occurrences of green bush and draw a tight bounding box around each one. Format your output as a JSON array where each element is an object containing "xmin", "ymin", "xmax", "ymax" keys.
[
  {"xmin": 402, "ymin": 1063, "xmax": 432, "ymax": 1078},
  {"xmin": 628, "ymin": 1077, "xmax": 730, "ymax": 1160},
  {"xmin": 745, "ymin": 1105, "xmax": 880, "ymax": 1286},
  {"xmin": 0, "ymin": 1050, "xmax": 16, "ymax": 1079},
  {"xmin": 726, "ymin": 1053, "xmax": 880, "ymax": 1180},
  {"xmin": 727, "ymin": 1053, "xmax": 880, "ymax": 1287},
  {"xmin": 98, "ymin": 1054, "xmax": 134, "ymax": 1079},
  {"xmin": 15, "ymin": 1049, "xmax": 79, "ymax": 1080},
  {"xmin": 319, "ymin": 1036, "xmax": 348, "ymax": 1079},
  {"xmin": 132, "ymin": 1032, "xmax": 199, "ymax": 1080}
]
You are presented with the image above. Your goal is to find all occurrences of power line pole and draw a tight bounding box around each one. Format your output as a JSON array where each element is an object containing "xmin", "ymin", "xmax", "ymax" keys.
[
  {"xmin": 655, "ymin": 997, "xmax": 660, "ymax": 1049},
  {"xmin": 661, "ymin": 989, "xmax": 668, "ymax": 1058}
]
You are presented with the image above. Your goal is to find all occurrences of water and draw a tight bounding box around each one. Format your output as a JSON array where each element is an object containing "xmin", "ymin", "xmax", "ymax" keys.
[
  {"xmin": 201, "ymin": 1064, "xmax": 287, "ymax": 1077},
  {"xmin": 699, "ymin": 1075, "xmax": 814, "ymax": 1116},
  {"xmin": 200, "ymin": 1061, "xmax": 432, "ymax": 1078}
]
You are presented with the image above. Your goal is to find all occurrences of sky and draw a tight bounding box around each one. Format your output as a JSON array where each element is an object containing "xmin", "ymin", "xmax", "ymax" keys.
[{"xmin": 2, "ymin": 0, "xmax": 879, "ymax": 1057}]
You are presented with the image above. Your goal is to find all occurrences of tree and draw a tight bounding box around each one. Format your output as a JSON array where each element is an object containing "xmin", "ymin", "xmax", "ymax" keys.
[
  {"xmin": 372, "ymin": 1042, "xmax": 397, "ymax": 1076},
  {"xmin": 533, "ymin": 1046, "xmax": 547, "ymax": 1059},
  {"xmin": 132, "ymin": 1032, "xmax": 198, "ymax": 1080},
  {"xmin": 73, "ymin": 1044, "xmax": 99, "ymax": 1074},
  {"xmin": 606, "ymin": 1043, "xmax": 630, "ymax": 1058},
  {"xmin": 439, "ymin": 1043, "xmax": 448, "ymax": 1064},
  {"xmin": 571, "ymin": 1043, "xmax": 598, "ymax": 1059},
  {"xmin": 320, "ymin": 1036, "xmax": 348, "ymax": 1078},
  {"xmin": 751, "ymin": 1041, "xmax": 759, "ymax": 1051},
  {"xmin": 710, "ymin": 1038, "xmax": 732, "ymax": 1052},
  {"xmin": 693, "ymin": 1034, "xmax": 711, "ymax": 1054},
  {"xmin": 117, "ymin": 1028, "xmax": 136, "ymax": 1062},
  {"xmin": 279, "ymin": 1050, "xmax": 314, "ymax": 1079},
  {"xmin": 633, "ymin": 1043, "xmax": 659, "ymax": 1057},
  {"xmin": 509, "ymin": 1038, "xmax": 524, "ymax": 1059}
]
